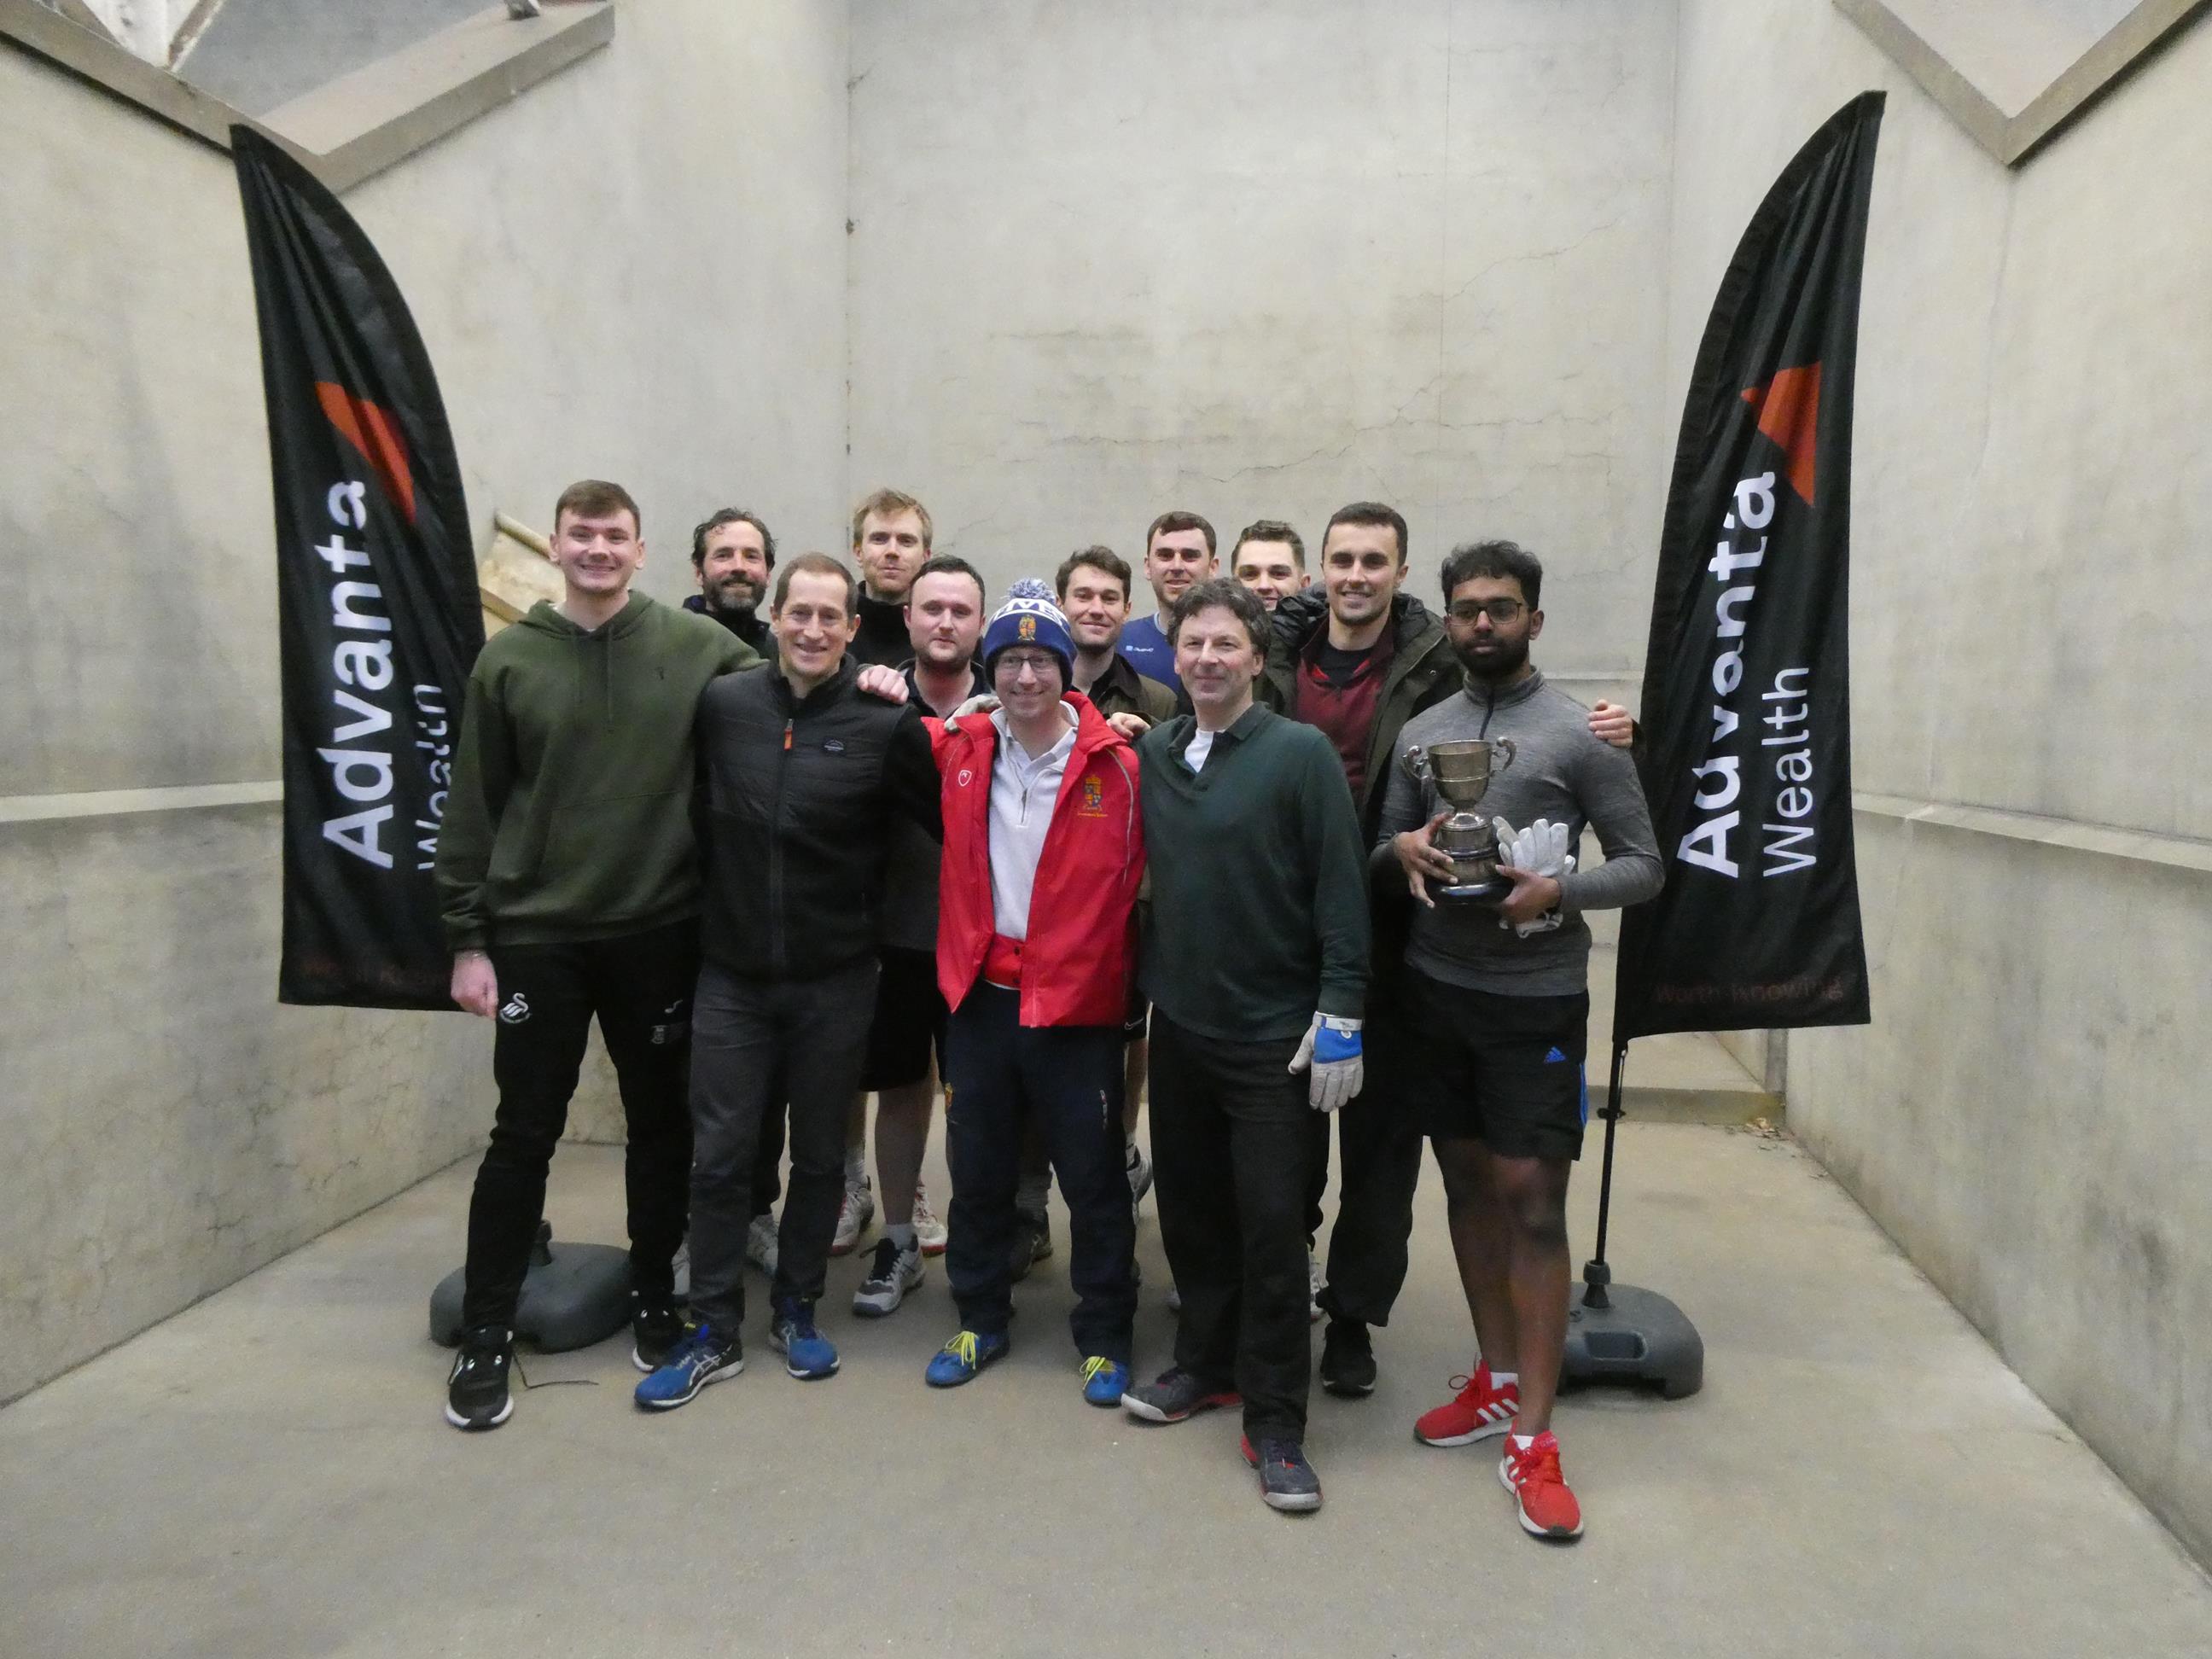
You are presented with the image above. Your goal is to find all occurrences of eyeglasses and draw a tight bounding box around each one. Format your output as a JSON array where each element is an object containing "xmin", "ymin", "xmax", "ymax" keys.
[
  {"xmin": 1447, "ymin": 599, "xmax": 1527, "ymax": 625},
  {"xmin": 995, "ymin": 651, "xmax": 1060, "ymax": 678}
]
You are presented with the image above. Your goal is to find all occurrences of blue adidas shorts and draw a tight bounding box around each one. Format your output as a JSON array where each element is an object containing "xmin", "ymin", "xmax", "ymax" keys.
[{"xmin": 1408, "ymin": 969, "xmax": 1590, "ymax": 1162}]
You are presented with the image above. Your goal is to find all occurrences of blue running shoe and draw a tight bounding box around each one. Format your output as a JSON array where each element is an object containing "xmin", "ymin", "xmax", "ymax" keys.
[
  {"xmin": 768, "ymin": 1298, "xmax": 840, "ymax": 1380},
  {"xmin": 633, "ymin": 1324, "xmax": 742, "ymax": 1410},
  {"xmin": 1080, "ymin": 1356, "xmax": 1132, "ymax": 1407},
  {"xmin": 925, "ymin": 1329, "xmax": 1010, "ymax": 1388}
]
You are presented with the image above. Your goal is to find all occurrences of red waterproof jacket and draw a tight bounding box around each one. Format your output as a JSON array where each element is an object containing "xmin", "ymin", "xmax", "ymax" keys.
[{"xmin": 931, "ymin": 693, "xmax": 1144, "ymax": 1027}]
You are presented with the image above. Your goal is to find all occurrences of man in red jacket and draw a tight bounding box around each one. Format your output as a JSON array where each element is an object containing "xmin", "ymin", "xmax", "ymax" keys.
[{"xmin": 918, "ymin": 581, "xmax": 1146, "ymax": 1406}]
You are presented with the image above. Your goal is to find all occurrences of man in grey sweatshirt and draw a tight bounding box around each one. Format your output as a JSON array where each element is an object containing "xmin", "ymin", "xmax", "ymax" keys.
[{"xmin": 1373, "ymin": 538, "xmax": 1662, "ymax": 1544}]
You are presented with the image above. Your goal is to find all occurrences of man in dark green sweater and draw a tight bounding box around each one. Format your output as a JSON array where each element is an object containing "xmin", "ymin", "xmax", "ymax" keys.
[
  {"xmin": 433, "ymin": 479, "xmax": 756, "ymax": 1432},
  {"xmin": 1120, "ymin": 578, "xmax": 1370, "ymax": 1515}
]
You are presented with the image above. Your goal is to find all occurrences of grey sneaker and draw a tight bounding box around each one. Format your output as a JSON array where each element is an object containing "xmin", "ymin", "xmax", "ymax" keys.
[
  {"xmin": 852, "ymin": 1237, "xmax": 924, "ymax": 1318},
  {"xmin": 1243, "ymin": 1435, "xmax": 1324, "ymax": 1512},
  {"xmin": 746, "ymin": 1213, "xmax": 779, "ymax": 1277}
]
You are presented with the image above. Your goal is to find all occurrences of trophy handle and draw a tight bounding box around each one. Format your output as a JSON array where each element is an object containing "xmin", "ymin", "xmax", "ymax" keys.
[
  {"xmin": 1491, "ymin": 737, "xmax": 1516, "ymax": 775},
  {"xmin": 1403, "ymin": 744, "xmax": 1431, "ymax": 784}
]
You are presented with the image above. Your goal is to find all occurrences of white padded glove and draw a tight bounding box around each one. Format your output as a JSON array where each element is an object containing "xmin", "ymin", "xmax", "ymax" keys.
[
  {"xmin": 1288, "ymin": 1013, "xmax": 1365, "ymax": 1113},
  {"xmin": 1491, "ymin": 816, "xmax": 1576, "ymax": 937}
]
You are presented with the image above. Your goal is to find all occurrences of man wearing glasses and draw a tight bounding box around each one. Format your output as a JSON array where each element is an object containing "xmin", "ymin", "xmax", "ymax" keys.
[
  {"xmin": 917, "ymin": 582, "xmax": 1145, "ymax": 1406},
  {"xmin": 1378, "ymin": 538, "xmax": 1662, "ymax": 1542}
]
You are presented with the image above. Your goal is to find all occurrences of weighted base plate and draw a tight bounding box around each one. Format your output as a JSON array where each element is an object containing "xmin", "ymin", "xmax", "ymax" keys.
[
  {"xmin": 429, "ymin": 1237, "xmax": 635, "ymax": 1353},
  {"xmin": 1559, "ymin": 1282, "xmax": 1703, "ymax": 1400},
  {"xmin": 1435, "ymin": 878, "xmax": 1508, "ymax": 903}
]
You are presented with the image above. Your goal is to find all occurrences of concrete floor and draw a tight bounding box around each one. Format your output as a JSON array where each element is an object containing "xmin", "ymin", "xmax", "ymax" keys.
[{"xmin": 3, "ymin": 1126, "xmax": 2206, "ymax": 1657}]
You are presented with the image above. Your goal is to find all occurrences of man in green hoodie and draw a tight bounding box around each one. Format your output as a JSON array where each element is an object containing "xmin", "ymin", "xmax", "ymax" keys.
[{"xmin": 433, "ymin": 479, "xmax": 758, "ymax": 1432}]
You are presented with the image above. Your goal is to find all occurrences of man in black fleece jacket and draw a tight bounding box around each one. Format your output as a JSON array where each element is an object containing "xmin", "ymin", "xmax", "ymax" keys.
[{"xmin": 636, "ymin": 553, "xmax": 940, "ymax": 1408}]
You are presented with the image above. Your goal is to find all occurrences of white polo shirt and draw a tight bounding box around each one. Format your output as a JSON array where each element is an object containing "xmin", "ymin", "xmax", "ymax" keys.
[{"xmin": 988, "ymin": 703, "xmax": 1079, "ymax": 940}]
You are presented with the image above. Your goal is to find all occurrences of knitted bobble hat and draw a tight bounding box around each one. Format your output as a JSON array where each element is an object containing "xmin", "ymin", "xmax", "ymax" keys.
[{"xmin": 981, "ymin": 578, "xmax": 1075, "ymax": 686}]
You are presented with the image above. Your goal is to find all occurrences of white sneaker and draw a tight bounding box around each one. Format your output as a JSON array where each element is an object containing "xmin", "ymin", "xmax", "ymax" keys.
[
  {"xmin": 831, "ymin": 1175, "xmax": 875, "ymax": 1256},
  {"xmin": 912, "ymin": 1183, "xmax": 948, "ymax": 1256},
  {"xmin": 1308, "ymin": 1251, "xmax": 1324, "ymax": 1324},
  {"xmin": 853, "ymin": 1237, "xmax": 924, "ymax": 1316},
  {"xmin": 745, "ymin": 1214, "xmax": 778, "ymax": 1278},
  {"xmin": 1125, "ymin": 1141, "xmax": 1153, "ymax": 1208}
]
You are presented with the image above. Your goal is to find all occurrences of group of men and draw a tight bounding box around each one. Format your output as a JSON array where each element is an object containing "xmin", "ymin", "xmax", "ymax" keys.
[{"xmin": 434, "ymin": 480, "xmax": 1659, "ymax": 1539}]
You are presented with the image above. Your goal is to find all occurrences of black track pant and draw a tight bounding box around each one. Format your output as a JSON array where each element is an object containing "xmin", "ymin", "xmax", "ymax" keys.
[
  {"xmin": 1150, "ymin": 1011, "xmax": 1316, "ymax": 1442},
  {"xmin": 461, "ymin": 920, "xmax": 699, "ymax": 1330},
  {"xmin": 1314, "ymin": 998, "xmax": 1424, "ymax": 1328}
]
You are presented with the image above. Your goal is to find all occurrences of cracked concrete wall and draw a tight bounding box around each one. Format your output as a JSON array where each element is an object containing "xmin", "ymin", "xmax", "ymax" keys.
[
  {"xmin": 0, "ymin": 0, "xmax": 849, "ymax": 1400},
  {"xmin": 1666, "ymin": 1, "xmax": 2212, "ymax": 1563},
  {"xmin": 846, "ymin": 0, "xmax": 1678, "ymax": 674}
]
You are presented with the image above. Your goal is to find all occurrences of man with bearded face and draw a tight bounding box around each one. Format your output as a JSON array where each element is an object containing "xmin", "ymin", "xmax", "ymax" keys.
[
  {"xmin": 686, "ymin": 509, "xmax": 777, "ymax": 655},
  {"xmin": 684, "ymin": 509, "xmax": 789, "ymax": 1269},
  {"xmin": 1377, "ymin": 538, "xmax": 1662, "ymax": 1544}
]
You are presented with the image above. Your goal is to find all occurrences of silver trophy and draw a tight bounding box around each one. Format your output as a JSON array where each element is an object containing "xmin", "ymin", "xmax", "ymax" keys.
[{"xmin": 1403, "ymin": 738, "xmax": 1517, "ymax": 901}]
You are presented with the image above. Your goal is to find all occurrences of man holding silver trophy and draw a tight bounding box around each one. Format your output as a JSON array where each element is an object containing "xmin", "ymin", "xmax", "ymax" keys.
[{"xmin": 1377, "ymin": 538, "xmax": 1663, "ymax": 1543}]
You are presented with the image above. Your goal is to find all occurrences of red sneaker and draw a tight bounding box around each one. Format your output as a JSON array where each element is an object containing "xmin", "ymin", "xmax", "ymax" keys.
[
  {"xmin": 1413, "ymin": 1364, "xmax": 1520, "ymax": 1447},
  {"xmin": 1499, "ymin": 1429, "xmax": 1584, "ymax": 1539}
]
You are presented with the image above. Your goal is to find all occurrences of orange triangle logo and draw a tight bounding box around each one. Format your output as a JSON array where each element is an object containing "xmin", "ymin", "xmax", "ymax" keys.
[
  {"xmin": 1740, "ymin": 363, "xmax": 1820, "ymax": 505},
  {"xmin": 316, "ymin": 381, "xmax": 416, "ymax": 524}
]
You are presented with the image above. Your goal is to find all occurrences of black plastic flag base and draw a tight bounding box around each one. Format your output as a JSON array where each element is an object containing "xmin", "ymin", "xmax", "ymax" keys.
[
  {"xmin": 1561, "ymin": 1279, "xmax": 1703, "ymax": 1400},
  {"xmin": 429, "ymin": 1221, "xmax": 634, "ymax": 1353}
]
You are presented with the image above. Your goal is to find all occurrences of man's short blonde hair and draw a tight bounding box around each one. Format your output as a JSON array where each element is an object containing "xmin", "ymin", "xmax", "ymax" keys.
[{"xmin": 850, "ymin": 488, "xmax": 933, "ymax": 551}]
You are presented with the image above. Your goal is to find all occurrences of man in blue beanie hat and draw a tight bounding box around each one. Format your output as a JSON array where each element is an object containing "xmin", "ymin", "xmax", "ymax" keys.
[{"xmin": 911, "ymin": 581, "xmax": 1146, "ymax": 1406}]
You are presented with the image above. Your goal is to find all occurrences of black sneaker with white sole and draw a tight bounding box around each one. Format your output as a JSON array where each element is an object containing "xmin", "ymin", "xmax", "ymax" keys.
[
  {"xmin": 631, "ymin": 1291, "xmax": 690, "ymax": 1372},
  {"xmin": 1318, "ymin": 1317, "xmax": 1377, "ymax": 1396},
  {"xmin": 1008, "ymin": 1208, "xmax": 1053, "ymax": 1283},
  {"xmin": 853, "ymin": 1237, "xmax": 924, "ymax": 1317},
  {"xmin": 445, "ymin": 1324, "xmax": 515, "ymax": 1430}
]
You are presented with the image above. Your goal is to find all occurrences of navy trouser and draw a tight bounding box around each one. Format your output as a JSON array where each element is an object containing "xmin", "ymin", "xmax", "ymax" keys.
[
  {"xmin": 463, "ymin": 920, "xmax": 699, "ymax": 1330},
  {"xmin": 944, "ymin": 983, "xmax": 1135, "ymax": 1365},
  {"xmin": 1150, "ymin": 1010, "xmax": 1317, "ymax": 1441},
  {"xmin": 687, "ymin": 958, "xmax": 879, "ymax": 1331}
]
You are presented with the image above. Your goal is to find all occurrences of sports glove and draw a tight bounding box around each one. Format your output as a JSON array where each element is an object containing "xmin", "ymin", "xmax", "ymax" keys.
[
  {"xmin": 1288, "ymin": 1013, "xmax": 1365, "ymax": 1113},
  {"xmin": 1490, "ymin": 816, "xmax": 1577, "ymax": 937}
]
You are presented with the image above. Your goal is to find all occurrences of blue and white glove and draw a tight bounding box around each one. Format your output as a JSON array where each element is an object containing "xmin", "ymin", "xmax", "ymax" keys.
[
  {"xmin": 1289, "ymin": 1013, "xmax": 1365, "ymax": 1113},
  {"xmin": 1491, "ymin": 816, "xmax": 1576, "ymax": 937}
]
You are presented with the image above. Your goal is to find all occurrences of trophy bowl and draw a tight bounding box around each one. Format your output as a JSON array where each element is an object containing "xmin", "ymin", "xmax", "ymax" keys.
[{"xmin": 1404, "ymin": 738, "xmax": 1516, "ymax": 902}]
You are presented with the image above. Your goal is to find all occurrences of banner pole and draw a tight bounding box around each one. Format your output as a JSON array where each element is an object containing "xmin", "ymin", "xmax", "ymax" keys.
[{"xmin": 1581, "ymin": 1039, "xmax": 1630, "ymax": 1311}]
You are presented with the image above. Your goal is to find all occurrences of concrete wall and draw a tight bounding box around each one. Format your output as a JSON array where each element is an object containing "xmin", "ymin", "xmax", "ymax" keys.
[
  {"xmin": 0, "ymin": 0, "xmax": 850, "ymax": 1401},
  {"xmin": 847, "ymin": 0, "xmax": 1679, "ymax": 677},
  {"xmin": 1665, "ymin": 1, "xmax": 2211, "ymax": 1561}
]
